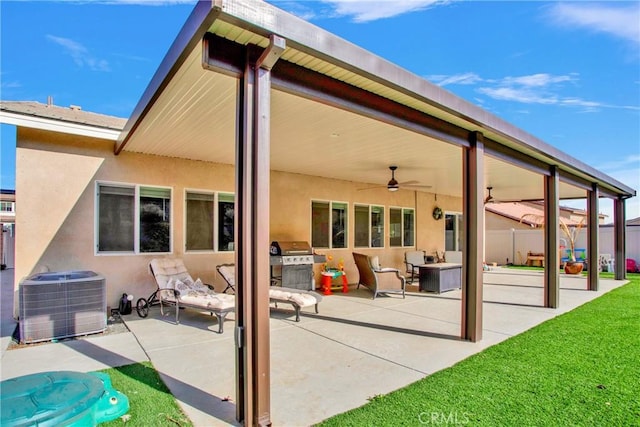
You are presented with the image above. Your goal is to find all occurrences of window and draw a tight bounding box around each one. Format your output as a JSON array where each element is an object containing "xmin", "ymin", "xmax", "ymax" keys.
[
  {"xmin": 389, "ymin": 207, "xmax": 414, "ymax": 247},
  {"xmin": 445, "ymin": 213, "xmax": 464, "ymax": 251},
  {"xmin": 185, "ymin": 192, "xmax": 214, "ymax": 251},
  {"xmin": 185, "ymin": 191, "xmax": 235, "ymax": 252},
  {"xmin": 354, "ymin": 204, "xmax": 384, "ymax": 248},
  {"xmin": 97, "ymin": 183, "xmax": 171, "ymax": 254},
  {"xmin": 0, "ymin": 201, "xmax": 14, "ymax": 213},
  {"xmin": 139, "ymin": 187, "xmax": 171, "ymax": 252},
  {"xmin": 311, "ymin": 200, "xmax": 347, "ymax": 249},
  {"xmin": 218, "ymin": 193, "xmax": 235, "ymax": 252}
]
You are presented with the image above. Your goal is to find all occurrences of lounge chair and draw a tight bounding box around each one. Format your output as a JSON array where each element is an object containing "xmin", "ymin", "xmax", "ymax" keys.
[
  {"xmin": 216, "ymin": 264, "xmax": 323, "ymax": 322},
  {"xmin": 352, "ymin": 252, "xmax": 406, "ymax": 299},
  {"xmin": 149, "ymin": 258, "xmax": 235, "ymax": 333},
  {"xmin": 216, "ymin": 263, "xmax": 236, "ymax": 293}
]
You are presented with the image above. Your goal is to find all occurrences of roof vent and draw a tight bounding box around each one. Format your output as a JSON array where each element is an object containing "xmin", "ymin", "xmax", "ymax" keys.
[
  {"xmin": 47, "ymin": 96, "xmax": 53, "ymax": 106},
  {"xmin": 69, "ymin": 105, "xmax": 82, "ymax": 111}
]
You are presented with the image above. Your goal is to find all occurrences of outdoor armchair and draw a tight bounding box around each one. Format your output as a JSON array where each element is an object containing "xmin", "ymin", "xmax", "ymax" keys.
[
  {"xmin": 404, "ymin": 250, "xmax": 426, "ymax": 284},
  {"xmin": 352, "ymin": 252, "xmax": 406, "ymax": 299}
]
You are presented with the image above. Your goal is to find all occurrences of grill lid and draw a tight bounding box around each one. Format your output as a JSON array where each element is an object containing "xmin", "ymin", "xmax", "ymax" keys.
[{"xmin": 270, "ymin": 241, "xmax": 312, "ymax": 256}]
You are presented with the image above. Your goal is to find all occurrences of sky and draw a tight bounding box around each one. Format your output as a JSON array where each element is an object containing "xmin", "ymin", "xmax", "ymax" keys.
[{"xmin": 1, "ymin": 0, "xmax": 639, "ymax": 221}]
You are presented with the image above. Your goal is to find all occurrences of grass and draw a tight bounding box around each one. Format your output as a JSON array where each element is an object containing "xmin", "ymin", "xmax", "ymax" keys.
[
  {"xmin": 318, "ymin": 274, "xmax": 640, "ymax": 426},
  {"xmin": 99, "ymin": 362, "xmax": 192, "ymax": 426}
]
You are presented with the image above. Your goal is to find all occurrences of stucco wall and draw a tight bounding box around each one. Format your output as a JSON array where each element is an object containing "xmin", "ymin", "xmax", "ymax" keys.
[{"xmin": 15, "ymin": 128, "xmax": 462, "ymax": 313}]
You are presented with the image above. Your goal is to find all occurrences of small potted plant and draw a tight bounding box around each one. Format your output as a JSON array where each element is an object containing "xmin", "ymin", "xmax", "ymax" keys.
[{"xmin": 560, "ymin": 218, "xmax": 585, "ymax": 274}]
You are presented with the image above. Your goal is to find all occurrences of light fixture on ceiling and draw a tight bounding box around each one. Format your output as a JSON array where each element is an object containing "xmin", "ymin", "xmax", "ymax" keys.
[
  {"xmin": 485, "ymin": 186, "xmax": 494, "ymax": 204},
  {"xmin": 387, "ymin": 166, "xmax": 399, "ymax": 191}
]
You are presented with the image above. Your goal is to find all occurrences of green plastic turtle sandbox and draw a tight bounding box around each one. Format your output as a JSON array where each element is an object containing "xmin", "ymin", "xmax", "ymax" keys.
[{"xmin": 1, "ymin": 371, "xmax": 129, "ymax": 426}]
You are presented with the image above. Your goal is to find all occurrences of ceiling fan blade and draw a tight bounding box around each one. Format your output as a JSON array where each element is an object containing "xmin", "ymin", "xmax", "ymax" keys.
[
  {"xmin": 357, "ymin": 184, "xmax": 387, "ymax": 191},
  {"xmin": 398, "ymin": 180, "xmax": 420, "ymax": 186},
  {"xmin": 403, "ymin": 183, "xmax": 433, "ymax": 189}
]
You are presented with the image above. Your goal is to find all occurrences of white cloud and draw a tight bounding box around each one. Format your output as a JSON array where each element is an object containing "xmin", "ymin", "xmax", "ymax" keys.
[
  {"xmin": 431, "ymin": 71, "xmax": 636, "ymax": 111},
  {"xmin": 597, "ymin": 154, "xmax": 640, "ymax": 172},
  {"xmin": 548, "ymin": 3, "xmax": 640, "ymax": 46},
  {"xmin": 46, "ymin": 35, "xmax": 110, "ymax": 72},
  {"xmin": 320, "ymin": 0, "xmax": 449, "ymax": 23},
  {"xmin": 1, "ymin": 81, "xmax": 21, "ymax": 89},
  {"xmin": 502, "ymin": 73, "xmax": 576, "ymax": 88},
  {"xmin": 427, "ymin": 72, "xmax": 482, "ymax": 86}
]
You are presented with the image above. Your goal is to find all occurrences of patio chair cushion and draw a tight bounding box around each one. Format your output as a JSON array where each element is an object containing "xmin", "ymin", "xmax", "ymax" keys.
[
  {"xmin": 269, "ymin": 289, "xmax": 319, "ymax": 308},
  {"xmin": 151, "ymin": 258, "xmax": 192, "ymax": 289},
  {"xmin": 173, "ymin": 278, "xmax": 213, "ymax": 297},
  {"xmin": 179, "ymin": 292, "xmax": 235, "ymax": 310},
  {"xmin": 370, "ymin": 256, "xmax": 381, "ymax": 270}
]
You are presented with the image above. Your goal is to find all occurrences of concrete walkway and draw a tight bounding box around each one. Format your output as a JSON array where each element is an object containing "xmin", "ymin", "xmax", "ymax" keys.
[{"xmin": 0, "ymin": 267, "xmax": 628, "ymax": 426}]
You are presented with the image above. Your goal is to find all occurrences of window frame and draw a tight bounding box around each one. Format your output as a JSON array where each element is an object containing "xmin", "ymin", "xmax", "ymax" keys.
[
  {"xmin": 0, "ymin": 201, "xmax": 14, "ymax": 213},
  {"xmin": 389, "ymin": 206, "xmax": 415, "ymax": 248},
  {"xmin": 311, "ymin": 199, "xmax": 349, "ymax": 249},
  {"xmin": 184, "ymin": 189, "xmax": 236, "ymax": 253},
  {"xmin": 354, "ymin": 203, "xmax": 385, "ymax": 249},
  {"xmin": 95, "ymin": 181, "xmax": 173, "ymax": 256}
]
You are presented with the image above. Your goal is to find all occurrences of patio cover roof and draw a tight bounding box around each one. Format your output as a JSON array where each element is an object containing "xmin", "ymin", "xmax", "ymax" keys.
[{"xmin": 115, "ymin": 0, "xmax": 634, "ymax": 203}]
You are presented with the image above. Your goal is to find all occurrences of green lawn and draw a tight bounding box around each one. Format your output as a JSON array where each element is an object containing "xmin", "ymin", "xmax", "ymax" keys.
[
  {"xmin": 100, "ymin": 362, "xmax": 192, "ymax": 426},
  {"xmin": 318, "ymin": 274, "xmax": 640, "ymax": 426}
]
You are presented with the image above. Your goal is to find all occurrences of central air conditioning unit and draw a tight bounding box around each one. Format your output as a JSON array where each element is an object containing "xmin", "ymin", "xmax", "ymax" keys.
[{"xmin": 19, "ymin": 271, "xmax": 106, "ymax": 344}]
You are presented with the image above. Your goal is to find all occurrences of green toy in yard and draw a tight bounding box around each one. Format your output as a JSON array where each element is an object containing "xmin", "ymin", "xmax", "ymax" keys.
[{"xmin": 0, "ymin": 371, "xmax": 129, "ymax": 426}]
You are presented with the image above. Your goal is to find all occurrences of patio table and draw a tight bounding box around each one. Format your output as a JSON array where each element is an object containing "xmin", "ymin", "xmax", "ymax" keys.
[{"xmin": 418, "ymin": 263, "xmax": 462, "ymax": 293}]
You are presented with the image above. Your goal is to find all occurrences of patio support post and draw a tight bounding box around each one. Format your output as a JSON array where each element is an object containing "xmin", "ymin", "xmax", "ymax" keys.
[
  {"xmin": 544, "ymin": 166, "xmax": 560, "ymax": 308},
  {"xmin": 613, "ymin": 197, "xmax": 626, "ymax": 280},
  {"xmin": 587, "ymin": 184, "xmax": 599, "ymax": 291},
  {"xmin": 235, "ymin": 36, "xmax": 284, "ymax": 427},
  {"xmin": 461, "ymin": 131, "xmax": 484, "ymax": 342}
]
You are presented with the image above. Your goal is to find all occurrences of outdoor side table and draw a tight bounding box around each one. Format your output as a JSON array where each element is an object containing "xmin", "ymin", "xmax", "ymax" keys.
[
  {"xmin": 320, "ymin": 269, "xmax": 348, "ymax": 295},
  {"xmin": 418, "ymin": 263, "xmax": 462, "ymax": 293}
]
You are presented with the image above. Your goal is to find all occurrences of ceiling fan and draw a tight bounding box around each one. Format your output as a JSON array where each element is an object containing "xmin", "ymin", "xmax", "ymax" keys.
[{"xmin": 358, "ymin": 166, "xmax": 432, "ymax": 192}]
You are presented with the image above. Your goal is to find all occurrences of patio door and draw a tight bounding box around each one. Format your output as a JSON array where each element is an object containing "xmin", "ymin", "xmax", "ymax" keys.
[{"xmin": 445, "ymin": 212, "xmax": 463, "ymax": 263}]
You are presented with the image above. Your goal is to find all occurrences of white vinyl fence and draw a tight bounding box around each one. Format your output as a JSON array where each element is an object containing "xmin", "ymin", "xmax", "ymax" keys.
[{"xmin": 486, "ymin": 225, "xmax": 639, "ymax": 266}]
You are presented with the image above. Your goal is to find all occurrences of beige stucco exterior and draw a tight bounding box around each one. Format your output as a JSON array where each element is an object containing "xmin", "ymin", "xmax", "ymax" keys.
[{"xmin": 15, "ymin": 127, "xmax": 461, "ymax": 314}]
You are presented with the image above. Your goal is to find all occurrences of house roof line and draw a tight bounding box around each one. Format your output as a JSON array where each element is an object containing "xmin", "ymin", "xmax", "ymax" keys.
[
  {"xmin": 115, "ymin": 0, "xmax": 635, "ymax": 198},
  {"xmin": 0, "ymin": 101, "xmax": 125, "ymax": 141}
]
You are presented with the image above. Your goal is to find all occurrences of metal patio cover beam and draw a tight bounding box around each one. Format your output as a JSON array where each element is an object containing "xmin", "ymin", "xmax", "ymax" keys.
[{"xmin": 203, "ymin": 34, "xmax": 470, "ymax": 148}]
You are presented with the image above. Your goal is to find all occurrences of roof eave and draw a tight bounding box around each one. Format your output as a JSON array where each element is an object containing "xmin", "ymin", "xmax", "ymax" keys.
[
  {"xmin": 115, "ymin": 0, "xmax": 222, "ymax": 154},
  {"xmin": 118, "ymin": 0, "xmax": 635, "ymax": 199},
  {"xmin": 0, "ymin": 110, "xmax": 121, "ymax": 141}
]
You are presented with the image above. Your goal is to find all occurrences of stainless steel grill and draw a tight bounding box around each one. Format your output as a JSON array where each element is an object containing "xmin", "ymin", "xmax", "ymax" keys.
[{"xmin": 270, "ymin": 241, "xmax": 325, "ymax": 290}]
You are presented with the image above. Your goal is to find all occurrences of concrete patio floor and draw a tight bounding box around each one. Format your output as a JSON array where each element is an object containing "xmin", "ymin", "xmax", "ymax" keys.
[{"xmin": 0, "ymin": 267, "xmax": 628, "ymax": 426}]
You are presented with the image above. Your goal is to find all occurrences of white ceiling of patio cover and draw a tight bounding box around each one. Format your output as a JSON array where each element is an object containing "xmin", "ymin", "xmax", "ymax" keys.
[{"xmin": 122, "ymin": 41, "xmax": 588, "ymax": 201}]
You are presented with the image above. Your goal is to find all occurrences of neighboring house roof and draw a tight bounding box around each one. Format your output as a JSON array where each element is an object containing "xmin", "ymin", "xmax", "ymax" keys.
[
  {"xmin": 486, "ymin": 202, "xmax": 586, "ymax": 227},
  {"xmin": 0, "ymin": 101, "xmax": 126, "ymax": 140},
  {"xmin": 626, "ymin": 217, "xmax": 640, "ymax": 226}
]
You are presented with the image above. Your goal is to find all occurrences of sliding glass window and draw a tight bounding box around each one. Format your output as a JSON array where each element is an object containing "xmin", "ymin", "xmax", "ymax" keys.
[
  {"xmin": 312, "ymin": 200, "xmax": 348, "ymax": 249},
  {"xmin": 355, "ymin": 204, "xmax": 384, "ymax": 248}
]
